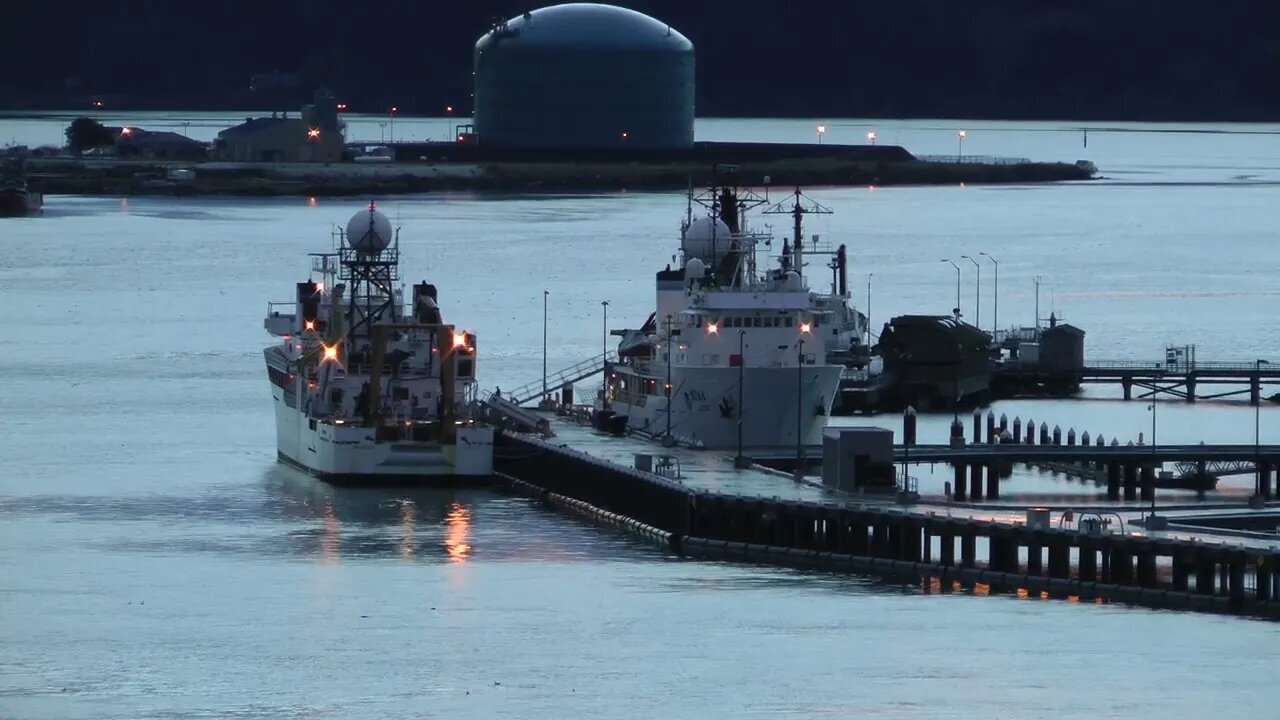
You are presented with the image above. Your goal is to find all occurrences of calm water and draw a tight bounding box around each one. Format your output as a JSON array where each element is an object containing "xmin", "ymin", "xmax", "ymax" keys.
[{"xmin": 2, "ymin": 118, "xmax": 1280, "ymax": 718}]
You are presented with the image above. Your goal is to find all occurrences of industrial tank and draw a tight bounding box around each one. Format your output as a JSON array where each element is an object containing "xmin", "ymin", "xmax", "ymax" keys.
[{"xmin": 473, "ymin": 3, "xmax": 695, "ymax": 150}]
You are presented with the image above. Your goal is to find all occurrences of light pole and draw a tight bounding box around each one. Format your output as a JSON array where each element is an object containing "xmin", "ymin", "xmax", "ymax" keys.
[
  {"xmin": 941, "ymin": 259, "xmax": 961, "ymax": 318},
  {"xmin": 378, "ymin": 122, "xmax": 387, "ymax": 143},
  {"xmin": 1257, "ymin": 359, "xmax": 1269, "ymax": 497},
  {"xmin": 542, "ymin": 290, "xmax": 548, "ymax": 402},
  {"xmin": 957, "ymin": 129, "xmax": 966, "ymax": 161},
  {"xmin": 795, "ymin": 333, "xmax": 807, "ymax": 479},
  {"xmin": 867, "ymin": 130, "xmax": 877, "ymax": 145},
  {"xmin": 444, "ymin": 105, "xmax": 454, "ymax": 141},
  {"xmin": 866, "ymin": 273, "xmax": 874, "ymax": 347},
  {"xmin": 601, "ymin": 300, "xmax": 609, "ymax": 407},
  {"xmin": 665, "ymin": 314, "xmax": 673, "ymax": 443},
  {"xmin": 735, "ymin": 329, "xmax": 748, "ymax": 468},
  {"xmin": 816, "ymin": 124, "xmax": 826, "ymax": 144},
  {"xmin": 389, "ymin": 106, "xmax": 397, "ymax": 144},
  {"xmin": 1148, "ymin": 399, "xmax": 1157, "ymax": 513},
  {"xmin": 961, "ymin": 255, "xmax": 980, "ymax": 329},
  {"xmin": 980, "ymin": 252, "xmax": 998, "ymax": 337}
]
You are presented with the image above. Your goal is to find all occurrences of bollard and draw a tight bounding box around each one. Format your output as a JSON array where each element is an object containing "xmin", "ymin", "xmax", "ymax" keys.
[
  {"xmin": 999, "ymin": 413, "xmax": 1008, "ymax": 432},
  {"xmin": 903, "ymin": 406, "xmax": 918, "ymax": 446},
  {"xmin": 986, "ymin": 410, "xmax": 997, "ymax": 444},
  {"xmin": 1096, "ymin": 434, "xmax": 1105, "ymax": 447},
  {"xmin": 973, "ymin": 411, "xmax": 982, "ymax": 444},
  {"xmin": 1081, "ymin": 430, "xmax": 1090, "ymax": 446},
  {"xmin": 1040, "ymin": 423, "xmax": 1050, "ymax": 445},
  {"xmin": 986, "ymin": 462, "xmax": 1000, "ymax": 499},
  {"xmin": 1011, "ymin": 416, "xmax": 1022, "ymax": 444},
  {"xmin": 1052, "ymin": 425, "xmax": 1062, "ymax": 445},
  {"xmin": 1067, "ymin": 428, "xmax": 1077, "ymax": 446}
]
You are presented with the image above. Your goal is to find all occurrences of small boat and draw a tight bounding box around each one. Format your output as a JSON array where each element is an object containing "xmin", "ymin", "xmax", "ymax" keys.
[{"xmin": 0, "ymin": 161, "xmax": 42, "ymax": 217}]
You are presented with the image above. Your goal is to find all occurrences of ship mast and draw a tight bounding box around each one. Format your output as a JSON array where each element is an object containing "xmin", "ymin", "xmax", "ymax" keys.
[{"xmin": 764, "ymin": 187, "xmax": 832, "ymax": 283}]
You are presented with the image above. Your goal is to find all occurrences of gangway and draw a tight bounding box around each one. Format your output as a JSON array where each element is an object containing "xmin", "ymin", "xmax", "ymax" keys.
[{"xmin": 500, "ymin": 350, "xmax": 618, "ymax": 406}]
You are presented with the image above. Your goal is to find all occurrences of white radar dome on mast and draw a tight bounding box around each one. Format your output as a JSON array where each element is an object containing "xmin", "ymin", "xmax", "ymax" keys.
[
  {"xmin": 346, "ymin": 202, "xmax": 394, "ymax": 253},
  {"xmin": 681, "ymin": 215, "xmax": 733, "ymax": 263}
]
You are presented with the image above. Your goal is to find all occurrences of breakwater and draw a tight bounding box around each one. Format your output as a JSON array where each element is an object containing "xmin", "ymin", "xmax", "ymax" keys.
[{"xmin": 27, "ymin": 142, "xmax": 1095, "ymax": 197}]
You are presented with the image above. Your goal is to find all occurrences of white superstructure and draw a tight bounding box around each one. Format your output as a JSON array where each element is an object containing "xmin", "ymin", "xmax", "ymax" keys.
[
  {"xmin": 262, "ymin": 203, "xmax": 493, "ymax": 483},
  {"xmin": 602, "ymin": 185, "xmax": 845, "ymax": 453}
]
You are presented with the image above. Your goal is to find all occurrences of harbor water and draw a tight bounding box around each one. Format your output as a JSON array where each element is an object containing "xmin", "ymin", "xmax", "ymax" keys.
[{"xmin": 2, "ymin": 118, "xmax": 1279, "ymax": 718}]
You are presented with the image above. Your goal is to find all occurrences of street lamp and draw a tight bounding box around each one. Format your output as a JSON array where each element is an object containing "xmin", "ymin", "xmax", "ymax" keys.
[
  {"xmin": 961, "ymin": 255, "xmax": 980, "ymax": 329},
  {"xmin": 867, "ymin": 130, "xmax": 877, "ymax": 145},
  {"xmin": 816, "ymin": 124, "xmax": 826, "ymax": 144},
  {"xmin": 795, "ymin": 327, "xmax": 810, "ymax": 480},
  {"xmin": 542, "ymin": 290, "xmax": 549, "ymax": 402},
  {"xmin": 601, "ymin": 300, "xmax": 609, "ymax": 407},
  {"xmin": 444, "ymin": 105, "xmax": 454, "ymax": 141},
  {"xmin": 389, "ymin": 106, "xmax": 398, "ymax": 143},
  {"xmin": 866, "ymin": 273, "xmax": 874, "ymax": 347},
  {"xmin": 980, "ymin": 252, "xmax": 998, "ymax": 337},
  {"xmin": 1257, "ymin": 359, "xmax": 1269, "ymax": 497},
  {"xmin": 941, "ymin": 259, "xmax": 961, "ymax": 318},
  {"xmin": 957, "ymin": 129, "xmax": 967, "ymax": 161},
  {"xmin": 735, "ymin": 329, "xmax": 749, "ymax": 469}
]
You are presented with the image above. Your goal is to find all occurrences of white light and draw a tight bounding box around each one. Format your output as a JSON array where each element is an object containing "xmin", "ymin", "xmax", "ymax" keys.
[
  {"xmin": 800, "ymin": 323, "xmax": 812, "ymax": 334},
  {"xmin": 706, "ymin": 323, "xmax": 718, "ymax": 335}
]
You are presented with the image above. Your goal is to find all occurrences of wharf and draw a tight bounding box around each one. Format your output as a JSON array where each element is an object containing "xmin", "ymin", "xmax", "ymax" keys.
[{"xmin": 494, "ymin": 411, "xmax": 1280, "ymax": 619}]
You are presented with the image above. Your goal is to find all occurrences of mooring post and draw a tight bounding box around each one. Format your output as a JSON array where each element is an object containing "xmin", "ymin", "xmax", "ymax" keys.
[
  {"xmin": 1122, "ymin": 375, "xmax": 1132, "ymax": 401},
  {"xmin": 970, "ymin": 464, "xmax": 984, "ymax": 501},
  {"xmin": 1011, "ymin": 416, "xmax": 1022, "ymax": 444},
  {"xmin": 1171, "ymin": 553, "xmax": 1189, "ymax": 592},
  {"xmin": 1039, "ymin": 422, "xmax": 1050, "ymax": 445},
  {"xmin": 972, "ymin": 411, "xmax": 982, "ymax": 444},
  {"xmin": 1123, "ymin": 462, "xmax": 1139, "ymax": 501},
  {"xmin": 1024, "ymin": 418, "xmax": 1035, "ymax": 444},
  {"xmin": 1052, "ymin": 425, "xmax": 1062, "ymax": 445},
  {"xmin": 954, "ymin": 462, "xmax": 967, "ymax": 502},
  {"xmin": 1067, "ymin": 428, "xmax": 1076, "ymax": 447}
]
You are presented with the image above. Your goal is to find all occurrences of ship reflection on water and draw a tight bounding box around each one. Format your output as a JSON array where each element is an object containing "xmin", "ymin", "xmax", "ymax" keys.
[{"xmin": 264, "ymin": 468, "xmax": 478, "ymax": 563}]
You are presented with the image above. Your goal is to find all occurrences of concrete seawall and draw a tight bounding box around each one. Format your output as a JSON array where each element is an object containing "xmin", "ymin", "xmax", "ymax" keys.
[{"xmin": 28, "ymin": 151, "xmax": 1094, "ymax": 197}]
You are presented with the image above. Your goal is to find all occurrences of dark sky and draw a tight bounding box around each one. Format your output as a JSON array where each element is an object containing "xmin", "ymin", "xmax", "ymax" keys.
[{"xmin": 3, "ymin": 0, "xmax": 1278, "ymax": 120}]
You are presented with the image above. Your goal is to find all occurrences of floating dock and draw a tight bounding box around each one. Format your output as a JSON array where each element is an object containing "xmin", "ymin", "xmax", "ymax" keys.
[{"xmin": 494, "ymin": 409, "xmax": 1280, "ymax": 620}]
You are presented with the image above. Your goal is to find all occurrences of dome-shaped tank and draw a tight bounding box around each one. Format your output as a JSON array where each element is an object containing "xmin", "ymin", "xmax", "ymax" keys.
[
  {"xmin": 474, "ymin": 3, "xmax": 694, "ymax": 149},
  {"xmin": 684, "ymin": 257, "xmax": 707, "ymax": 279},
  {"xmin": 682, "ymin": 216, "xmax": 732, "ymax": 263},
  {"xmin": 346, "ymin": 205, "xmax": 393, "ymax": 253}
]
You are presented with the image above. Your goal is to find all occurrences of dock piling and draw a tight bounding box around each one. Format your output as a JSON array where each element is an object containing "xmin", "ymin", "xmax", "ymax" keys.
[{"xmin": 954, "ymin": 463, "xmax": 967, "ymax": 501}]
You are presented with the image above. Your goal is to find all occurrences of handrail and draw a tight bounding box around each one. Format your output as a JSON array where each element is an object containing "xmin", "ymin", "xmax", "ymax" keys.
[{"xmin": 497, "ymin": 349, "xmax": 619, "ymax": 405}]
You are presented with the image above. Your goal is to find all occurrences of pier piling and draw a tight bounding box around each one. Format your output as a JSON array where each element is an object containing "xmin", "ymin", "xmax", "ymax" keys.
[{"xmin": 954, "ymin": 463, "xmax": 967, "ymax": 501}]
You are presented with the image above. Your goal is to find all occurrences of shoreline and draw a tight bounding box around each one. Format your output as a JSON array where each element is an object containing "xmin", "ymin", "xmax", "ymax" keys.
[{"xmin": 26, "ymin": 155, "xmax": 1095, "ymax": 197}]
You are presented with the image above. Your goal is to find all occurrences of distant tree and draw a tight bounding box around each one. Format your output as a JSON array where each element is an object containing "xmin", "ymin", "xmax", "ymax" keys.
[{"xmin": 65, "ymin": 117, "xmax": 114, "ymax": 154}]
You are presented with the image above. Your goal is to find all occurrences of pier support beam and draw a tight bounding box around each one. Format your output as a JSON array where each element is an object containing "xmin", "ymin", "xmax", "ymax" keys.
[
  {"xmin": 941, "ymin": 530, "xmax": 955, "ymax": 566},
  {"xmin": 986, "ymin": 463, "xmax": 1000, "ymax": 500},
  {"xmin": 1048, "ymin": 540, "xmax": 1070, "ymax": 579},
  {"xmin": 1257, "ymin": 562, "xmax": 1272, "ymax": 603},
  {"xmin": 1137, "ymin": 551, "xmax": 1157, "ymax": 588},
  {"xmin": 1251, "ymin": 375, "xmax": 1261, "ymax": 406},
  {"xmin": 953, "ymin": 463, "xmax": 967, "ymax": 502},
  {"xmin": 970, "ymin": 464, "xmax": 984, "ymax": 501},
  {"xmin": 1122, "ymin": 376, "xmax": 1132, "ymax": 401},
  {"xmin": 1196, "ymin": 558, "xmax": 1216, "ymax": 595},
  {"xmin": 960, "ymin": 530, "xmax": 977, "ymax": 568},
  {"xmin": 1171, "ymin": 554, "xmax": 1189, "ymax": 592},
  {"xmin": 1186, "ymin": 376, "xmax": 1197, "ymax": 403},
  {"xmin": 1079, "ymin": 545, "xmax": 1097, "ymax": 582},
  {"xmin": 1027, "ymin": 539, "xmax": 1043, "ymax": 575},
  {"xmin": 1123, "ymin": 463, "xmax": 1138, "ymax": 501},
  {"xmin": 1106, "ymin": 462, "xmax": 1121, "ymax": 501},
  {"xmin": 1140, "ymin": 464, "xmax": 1156, "ymax": 503}
]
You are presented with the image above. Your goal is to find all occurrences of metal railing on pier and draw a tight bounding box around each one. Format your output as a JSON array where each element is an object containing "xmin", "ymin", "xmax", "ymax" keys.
[{"xmin": 497, "ymin": 350, "xmax": 618, "ymax": 406}]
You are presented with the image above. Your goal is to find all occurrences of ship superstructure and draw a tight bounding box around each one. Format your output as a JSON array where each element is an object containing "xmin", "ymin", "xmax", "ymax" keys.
[
  {"xmin": 603, "ymin": 184, "xmax": 845, "ymax": 452},
  {"xmin": 262, "ymin": 203, "xmax": 493, "ymax": 483}
]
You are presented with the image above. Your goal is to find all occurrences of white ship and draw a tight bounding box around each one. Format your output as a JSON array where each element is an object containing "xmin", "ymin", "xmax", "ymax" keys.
[
  {"xmin": 602, "ymin": 184, "xmax": 845, "ymax": 453},
  {"xmin": 262, "ymin": 203, "xmax": 493, "ymax": 484}
]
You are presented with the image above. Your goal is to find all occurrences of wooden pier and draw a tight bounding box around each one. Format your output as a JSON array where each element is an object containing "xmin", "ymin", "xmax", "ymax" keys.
[
  {"xmin": 996, "ymin": 358, "xmax": 1280, "ymax": 404},
  {"xmin": 493, "ymin": 413, "xmax": 1280, "ymax": 620}
]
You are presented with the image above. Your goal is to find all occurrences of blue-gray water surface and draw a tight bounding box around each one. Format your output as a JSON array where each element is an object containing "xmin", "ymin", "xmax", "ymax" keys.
[{"xmin": 2, "ymin": 118, "xmax": 1279, "ymax": 718}]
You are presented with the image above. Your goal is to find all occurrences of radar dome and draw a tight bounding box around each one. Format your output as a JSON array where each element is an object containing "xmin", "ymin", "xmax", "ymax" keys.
[
  {"xmin": 684, "ymin": 257, "xmax": 706, "ymax": 279},
  {"xmin": 682, "ymin": 216, "xmax": 732, "ymax": 263},
  {"xmin": 780, "ymin": 270, "xmax": 803, "ymax": 291},
  {"xmin": 346, "ymin": 205, "xmax": 393, "ymax": 253}
]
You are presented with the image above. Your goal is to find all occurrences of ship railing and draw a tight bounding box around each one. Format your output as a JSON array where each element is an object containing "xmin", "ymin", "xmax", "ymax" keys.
[{"xmin": 266, "ymin": 301, "xmax": 296, "ymax": 317}]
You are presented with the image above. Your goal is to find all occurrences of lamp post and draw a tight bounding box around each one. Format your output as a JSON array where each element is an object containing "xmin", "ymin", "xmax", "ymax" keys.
[
  {"xmin": 665, "ymin": 314, "xmax": 673, "ymax": 444},
  {"xmin": 601, "ymin": 300, "xmax": 609, "ymax": 407},
  {"xmin": 941, "ymin": 259, "xmax": 961, "ymax": 318},
  {"xmin": 735, "ymin": 329, "xmax": 748, "ymax": 468},
  {"xmin": 957, "ymin": 129, "xmax": 966, "ymax": 161},
  {"xmin": 1257, "ymin": 359, "xmax": 1269, "ymax": 497},
  {"xmin": 980, "ymin": 252, "xmax": 998, "ymax": 337},
  {"xmin": 1148, "ymin": 399, "xmax": 1158, "ymax": 513},
  {"xmin": 866, "ymin": 273, "xmax": 874, "ymax": 347},
  {"xmin": 961, "ymin": 255, "xmax": 980, "ymax": 329},
  {"xmin": 795, "ymin": 334, "xmax": 807, "ymax": 479},
  {"xmin": 867, "ymin": 130, "xmax": 877, "ymax": 145},
  {"xmin": 816, "ymin": 124, "xmax": 826, "ymax": 144},
  {"xmin": 389, "ymin": 106, "xmax": 398, "ymax": 144},
  {"xmin": 444, "ymin": 105, "xmax": 454, "ymax": 141},
  {"xmin": 542, "ymin": 290, "xmax": 549, "ymax": 402}
]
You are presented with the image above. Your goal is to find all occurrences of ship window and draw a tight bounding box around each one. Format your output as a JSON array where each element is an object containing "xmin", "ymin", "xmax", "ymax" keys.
[
  {"xmin": 752, "ymin": 317, "xmax": 762, "ymax": 327},
  {"xmin": 309, "ymin": 419, "xmax": 317, "ymax": 430},
  {"xmin": 785, "ymin": 316, "xmax": 794, "ymax": 327},
  {"xmin": 329, "ymin": 388, "xmax": 343, "ymax": 404},
  {"xmin": 392, "ymin": 387, "xmax": 409, "ymax": 400}
]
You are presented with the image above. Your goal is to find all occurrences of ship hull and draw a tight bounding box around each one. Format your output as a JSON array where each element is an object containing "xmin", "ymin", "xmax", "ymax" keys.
[
  {"xmin": 607, "ymin": 365, "xmax": 843, "ymax": 452},
  {"xmin": 269, "ymin": 377, "xmax": 494, "ymax": 485}
]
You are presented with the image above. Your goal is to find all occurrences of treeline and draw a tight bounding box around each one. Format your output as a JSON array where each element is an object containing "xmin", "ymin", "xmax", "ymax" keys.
[{"xmin": 3, "ymin": 0, "xmax": 1276, "ymax": 120}]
